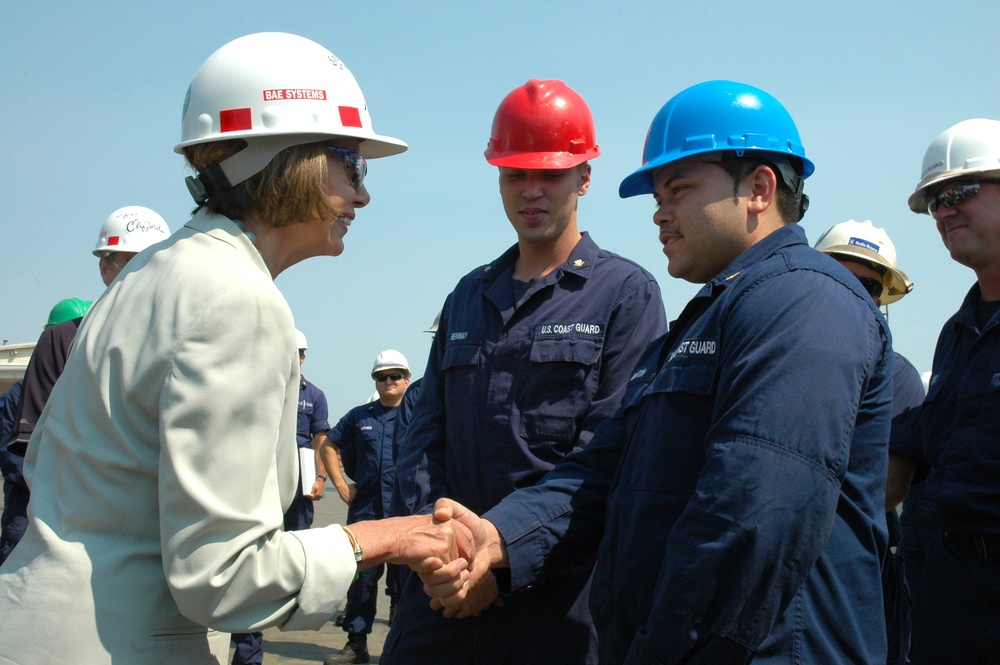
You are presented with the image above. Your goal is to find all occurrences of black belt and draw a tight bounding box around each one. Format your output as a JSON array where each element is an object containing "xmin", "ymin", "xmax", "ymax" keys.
[{"xmin": 943, "ymin": 531, "xmax": 1000, "ymax": 560}]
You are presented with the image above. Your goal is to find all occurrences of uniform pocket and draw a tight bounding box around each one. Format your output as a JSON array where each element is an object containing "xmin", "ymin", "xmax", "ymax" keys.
[
  {"xmin": 521, "ymin": 336, "xmax": 602, "ymax": 449},
  {"xmin": 441, "ymin": 338, "xmax": 483, "ymax": 442}
]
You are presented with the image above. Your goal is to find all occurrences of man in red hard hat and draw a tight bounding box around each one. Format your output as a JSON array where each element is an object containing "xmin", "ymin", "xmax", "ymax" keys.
[{"xmin": 383, "ymin": 80, "xmax": 666, "ymax": 665}]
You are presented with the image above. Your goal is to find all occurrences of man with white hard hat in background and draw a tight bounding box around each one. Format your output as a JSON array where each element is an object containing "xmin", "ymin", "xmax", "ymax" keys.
[
  {"xmin": 321, "ymin": 350, "xmax": 412, "ymax": 664},
  {"xmin": 1, "ymin": 206, "xmax": 169, "ymax": 564},
  {"xmin": 230, "ymin": 328, "xmax": 331, "ymax": 665},
  {"xmin": 386, "ymin": 79, "xmax": 666, "ymax": 664},
  {"xmin": 814, "ymin": 219, "xmax": 926, "ymax": 665},
  {"xmin": 94, "ymin": 205, "xmax": 172, "ymax": 286},
  {"xmin": 889, "ymin": 118, "xmax": 1000, "ymax": 664}
]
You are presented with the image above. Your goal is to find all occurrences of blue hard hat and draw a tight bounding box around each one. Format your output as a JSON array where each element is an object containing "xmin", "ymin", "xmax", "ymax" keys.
[{"xmin": 619, "ymin": 80, "xmax": 815, "ymax": 198}]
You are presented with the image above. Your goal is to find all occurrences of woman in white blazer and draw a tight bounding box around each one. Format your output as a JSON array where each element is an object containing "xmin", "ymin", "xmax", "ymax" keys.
[{"xmin": 0, "ymin": 33, "xmax": 469, "ymax": 665}]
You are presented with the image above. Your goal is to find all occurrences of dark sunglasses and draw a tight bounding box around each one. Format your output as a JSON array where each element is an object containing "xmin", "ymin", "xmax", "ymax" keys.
[
  {"xmin": 327, "ymin": 146, "xmax": 367, "ymax": 191},
  {"xmin": 927, "ymin": 182, "xmax": 983, "ymax": 215},
  {"xmin": 375, "ymin": 372, "xmax": 405, "ymax": 383},
  {"xmin": 856, "ymin": 276, "xmax": 883, "ymax": 299}
]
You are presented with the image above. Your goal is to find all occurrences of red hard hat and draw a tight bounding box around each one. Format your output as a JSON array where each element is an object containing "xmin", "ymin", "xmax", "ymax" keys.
[{"xmin": 484, "ymin": 79, "xmax": 600, "ymax": 169}]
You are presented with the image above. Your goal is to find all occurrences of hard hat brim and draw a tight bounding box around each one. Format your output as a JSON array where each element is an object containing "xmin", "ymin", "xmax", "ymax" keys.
[
  {"xmin": 371, "ymin": 367, "xmax": 411, "ymax": 379},
  {"xmin": 485, "ymin": 149, "xmax": 598, "ymax": 170},
  {"xmin": 823, "ymin": 245, "xmax": 913, "ymax": 304}
]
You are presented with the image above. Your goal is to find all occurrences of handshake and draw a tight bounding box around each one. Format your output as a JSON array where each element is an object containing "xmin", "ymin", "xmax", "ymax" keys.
[{"xmin": 375, "ymin": 499, "xmax": 507, "ymax": 619}]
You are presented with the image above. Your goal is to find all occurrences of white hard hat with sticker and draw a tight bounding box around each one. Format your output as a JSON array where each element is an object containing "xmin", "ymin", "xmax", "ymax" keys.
[
  {"xmin": 814, "ymin": 219, "xmax": 913, "ymax": 304},
  {"xmin": 93, "ymin": 206, "xmax": 170, "ymax": 257},
  {"xmin": 176, "ymin": 32, "xmax": 407, "ymax": 200}
]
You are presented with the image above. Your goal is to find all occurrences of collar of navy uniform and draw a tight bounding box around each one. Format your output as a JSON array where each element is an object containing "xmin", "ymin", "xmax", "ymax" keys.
[
  {"xmin": 703, "ymin": 223, "xmax": 806, "ymax": 294},
  {"xmin": 953, "ymin": 281, "xmax": 1000, "ymax": 335},
  {"xmin": 484, "ymin": 231, "xmax": 599, "ymax": 284}
]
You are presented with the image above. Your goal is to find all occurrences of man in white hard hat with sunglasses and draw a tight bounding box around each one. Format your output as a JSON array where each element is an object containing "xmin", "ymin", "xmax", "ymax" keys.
[
  {"xmin": 321, "ymin": 350, "xmax": 412, "ymax": 664},
  {"xmin": 890, "ymin": 118, "xmax": 1000, "ymax": 664}
]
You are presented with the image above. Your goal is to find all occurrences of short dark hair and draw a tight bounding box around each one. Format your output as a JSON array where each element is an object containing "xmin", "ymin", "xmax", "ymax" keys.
[{"xmin": 718, "ymin": 153, "xmax": 805, "ymax": 223}]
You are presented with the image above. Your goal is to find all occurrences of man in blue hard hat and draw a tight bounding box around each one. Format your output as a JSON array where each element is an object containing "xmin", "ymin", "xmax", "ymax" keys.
[{"xmin": 421, "ymin": 80, "xmax": 893, "ymax": 664}]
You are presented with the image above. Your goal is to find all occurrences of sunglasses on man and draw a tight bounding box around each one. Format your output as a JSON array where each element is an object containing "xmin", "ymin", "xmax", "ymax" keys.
[
  {"xmin": 927, "ymin": 181, "xmax": 997, "ymax": 215},
  {"xmin": 375, "ymin": 373, "xmax": 406, "ymax": 383},
  {"xmin": 855, "ymin": 276, "xmax": 883, "ymax": 300}
]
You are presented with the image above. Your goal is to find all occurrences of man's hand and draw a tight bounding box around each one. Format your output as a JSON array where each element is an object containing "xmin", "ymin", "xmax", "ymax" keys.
[
  {"xmin": 432, "ymin": 568, "xmax": 501, "ymax": 619},
  {"xmin": 412, "ymin": 498, "xmax": 508, "ymax": 618},
  {"xmin": 307, "ymin": 477, "xmax": 326, "ymax": 501}
]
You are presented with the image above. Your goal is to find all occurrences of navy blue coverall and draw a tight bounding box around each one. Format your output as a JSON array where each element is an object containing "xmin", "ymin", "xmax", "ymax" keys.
[
  {"xmin": 884, "ymin": 351, "xmax": 926, "ymax": 665},
  {"xmin": 486, "ymin": 224, "xmax": 893, "ymax": 664},
  {"xmin": 385, "ymin": 232, "xmax": 666, "ymax": 664},
  {"xmin": 1, "ymin": 319, "xmax": 81, "ymax": 565},
  {"xmin": 284, "ymin": 375, "xmax": 330, "ymax": 531},
  {"xmin": 332, "ymin": 400, "xmax": 400, "ymax": 641},
  {"xmin": 891, "ymin": 283, "xmax": 1000, "ymax": 664}
]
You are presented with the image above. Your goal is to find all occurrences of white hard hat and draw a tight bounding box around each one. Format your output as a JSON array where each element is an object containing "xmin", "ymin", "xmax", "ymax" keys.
[
  {"xmin": 371, "ymin": 349, "xmax": 410, "ymax": 378},
  {"xmin": 175, "ymin": 32, "xmax": 407, "ymax": 199},
  {"xmin": 295, "ymin": 329, "xmax": 308, "ymax": 351},
  {"xmin": 93, "ymin": 206, "xmax": 171, "ymax": 257},
  {"xmin": 908, "ymin": 118, "xmax": 1000, "ymax": 214},
  {"xmin": 814, "ymin": 219, "xmax": 913, "ymax": 304},
  {"xmin": 425, "ymin": 310, "xmax": 441, "ymax": 334}
]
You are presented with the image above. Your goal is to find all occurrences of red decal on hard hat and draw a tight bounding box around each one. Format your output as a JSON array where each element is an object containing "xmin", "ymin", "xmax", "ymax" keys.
[
  {"xmin": 220, "ymin": 108, "xmax": 253, "ymax": 133},
  {"xmin": 339, "ymin": 106, "xmax": 362, "ymax": 128},
  {"xmin": 262, "ymin": 89, "xmax": 328, "ymax": 101},
  {"xmin": 107, "ymin": 236, "xmax": 120, "ymax": 246}
]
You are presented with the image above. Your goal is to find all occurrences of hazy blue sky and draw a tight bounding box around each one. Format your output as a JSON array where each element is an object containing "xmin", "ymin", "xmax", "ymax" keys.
[{"xmin": 3, "ymin": 1, "xmax": 999, "ymax": 418}]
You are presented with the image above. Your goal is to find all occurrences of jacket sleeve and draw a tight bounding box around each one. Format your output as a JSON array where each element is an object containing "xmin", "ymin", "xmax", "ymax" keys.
[
  {"xmin": 575, "ymin": 271, "xmax": 666, "ymax": 452},
  {"xmin": 485, "ymin": 410, "xmax": 627, "ymax": 592},
  {"xmin": 393, "ymin": 300, "xmax": 452, "ymax": 516},
  {"xmin": 627, "ymin": 271, "xmax": 892, "ymax": 664},
  {"xmin": 158, "ymin": 285, "xmax": 355, "ymax": 632}
]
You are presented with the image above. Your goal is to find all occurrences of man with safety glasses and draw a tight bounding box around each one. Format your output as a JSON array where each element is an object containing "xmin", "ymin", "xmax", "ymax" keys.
[
  {"xmin": 814, "ymin": 219, "xmax": 926, "ymax": 664},
  {"xmin": 889, "ymin": 118, "xmax": 1000, "ymax": 664},
  {"xmin": 320, "ymin": 350, "xmax": 411, "ymax": 664}
]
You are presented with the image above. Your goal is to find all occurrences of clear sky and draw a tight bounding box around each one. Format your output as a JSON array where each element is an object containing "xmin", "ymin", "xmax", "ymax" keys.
[{"xmin": 3, "ymin": 1, "xmax": 999, "ymax": 419}]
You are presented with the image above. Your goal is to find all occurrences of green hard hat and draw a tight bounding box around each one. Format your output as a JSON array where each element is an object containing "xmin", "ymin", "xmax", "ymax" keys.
[{"xmin": 46, "ymin": 298, "xmax": 94, "ymax": 327}]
